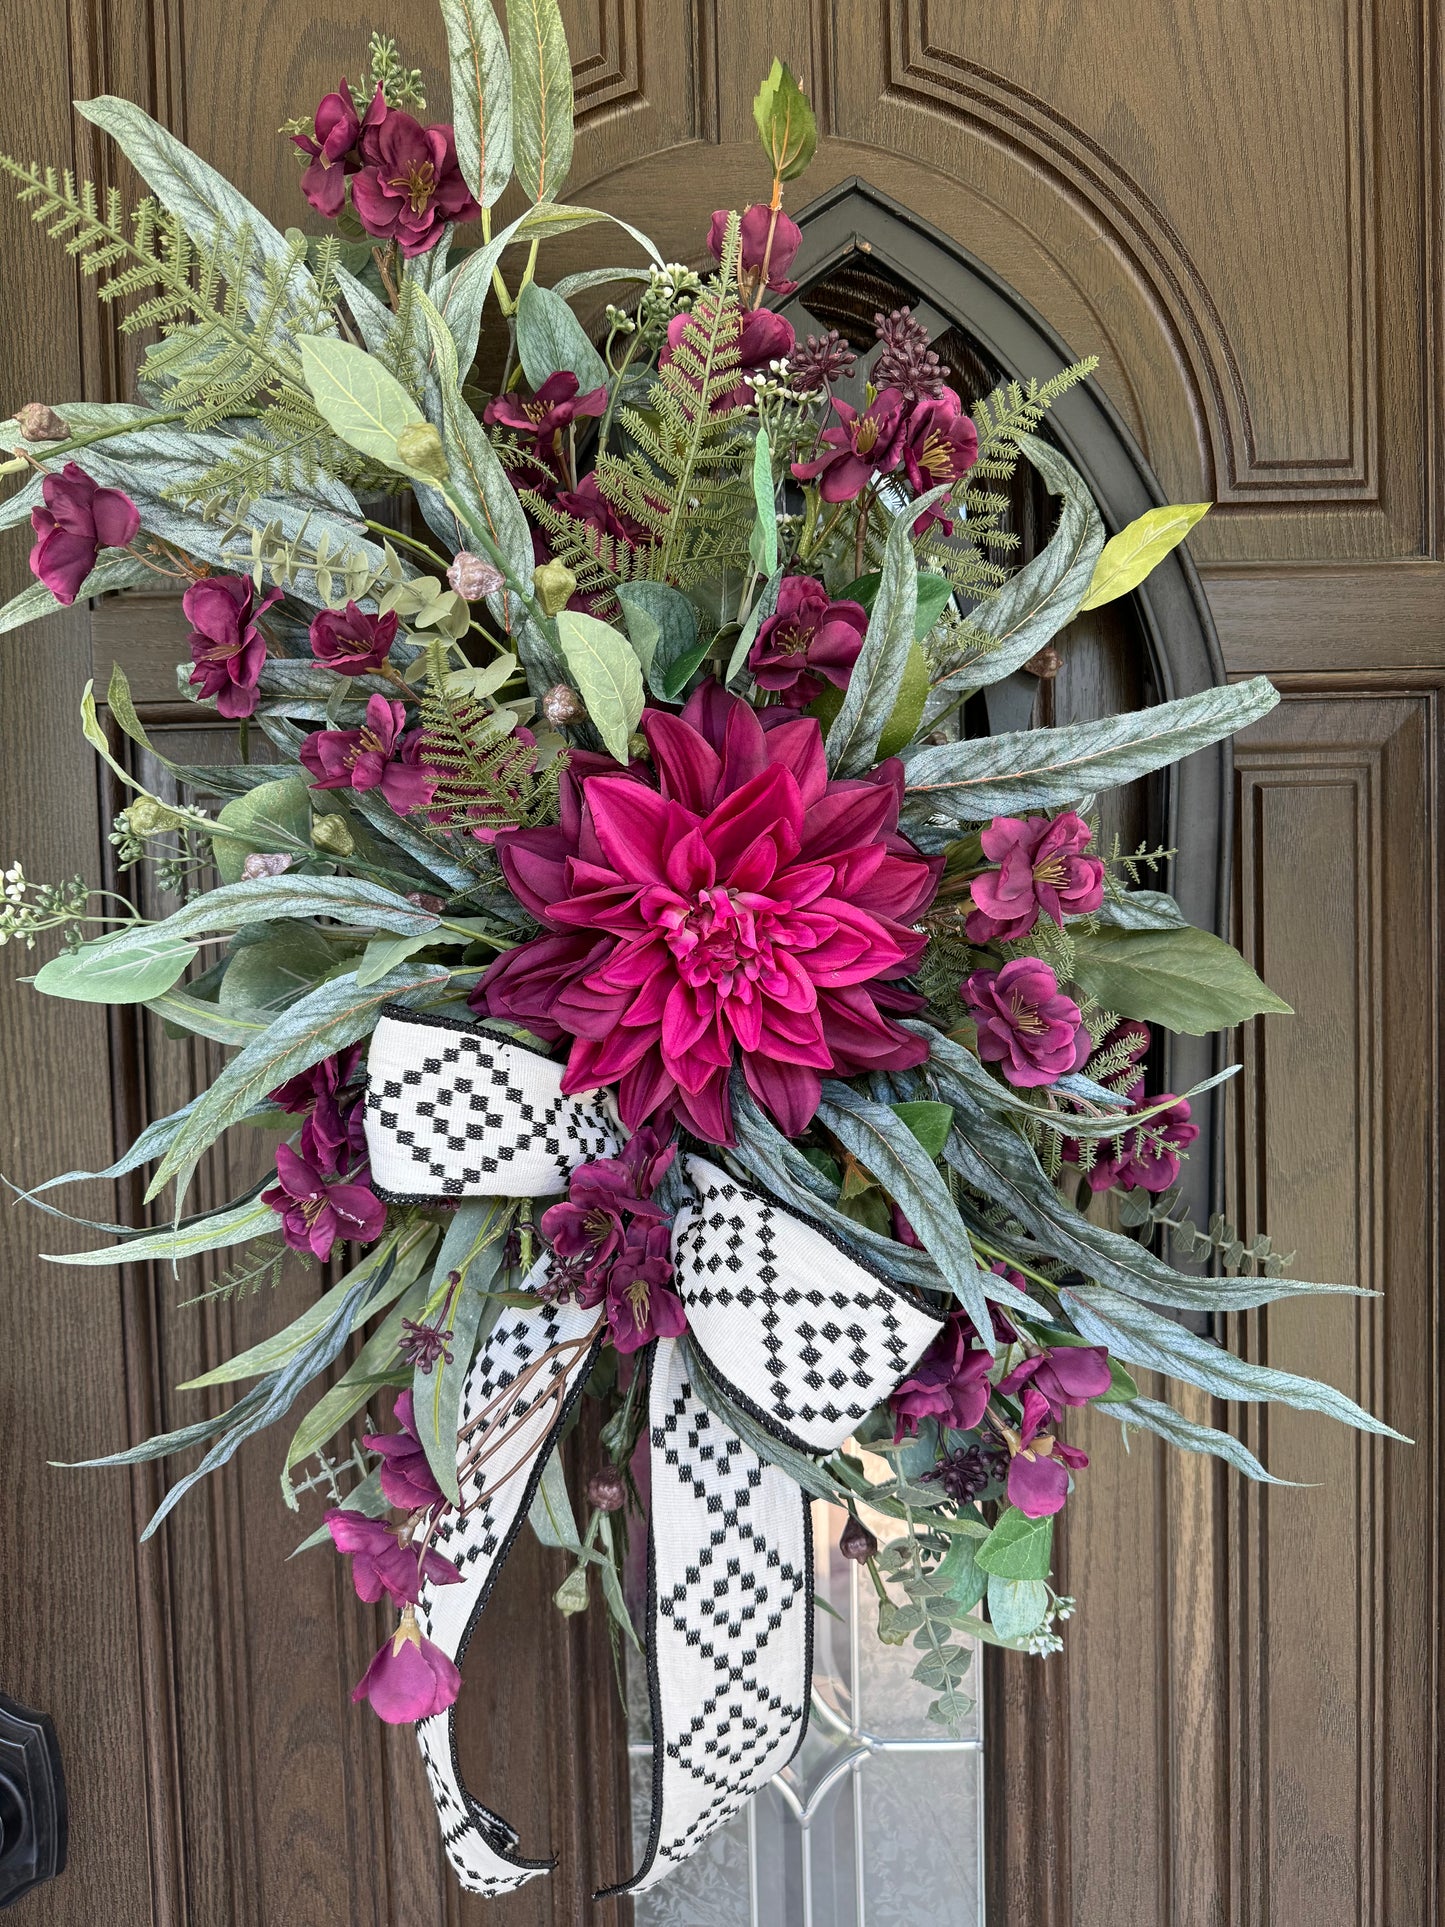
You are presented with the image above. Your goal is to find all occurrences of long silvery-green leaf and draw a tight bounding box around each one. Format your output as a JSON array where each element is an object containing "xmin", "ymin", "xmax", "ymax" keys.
[
  {"xmin": 346, "ymin": 789, "xmax": 476, "ymax": 892},
  {"xmin": 145, "ymin": 987, "xmax": 268, "ymax": 1044},
  {"xmin": 146, "ymin": 961, "xmax": 455, "ymax": 1202},
  {"xmin": 725, "ymin": 571, "xmax": 782, "ymax": 687},
  {"xmin": 827, "ymin": 491, "xmax": 945, "ymax": 777},
  {"xmin": 181, "ymin": 1229, "xmax": 432, "ymax": 1388},
  {"xmin": 1061, "ymin": 1282, "xmax": 1406, "ymax": 1441},
  {"xmin": 75, "ymin": 97, "xmax": 325, "ymax": 329},
  {"xmin": 506, "ymin": 0, "xmax": 575, "ymax": 203},
  {"xmin": 918, "ymin": 1023, "xmax": 1368, "ymax": 1314},
  {"xmin": 0, "ymin": 552, "xmax": 155, "ymax": 635},
  {"xmin": 282, "ymin": 1271, "xmax": 433, "ymax": 1494},
  {"xmin": 923, "ymin": 437, "xmax": 1102, "ymax": 723},
  {"xmin": 901, "ymin": 677, "xmax": 1280, "ymax": 846},
  {"xmin": 413, "ymin": 1202, "xmax": 509, "ymax": 1500},
  {"xmin": 816, "ymin": 1079, "xmax": 997, "ymax": 1350},
  {"xmin": 430, "ymin": 208, "xmax": 529, "ymax": 380},
  {"xmin": 1098, "ymin": 1395, "xmax": 1297, "ymax": 1485},
  {"xmin": 515, "ymin": 279, "xmax": 608, "ymax": 393},
  {"xmin": 555, "ymin": 609, "xmax": 645, "ymax": 761},
  {"xmin": 13, "ymin": 1097, "xmax": 200, "ymax": 1196},
  {"xmin": 440, "ymin": 0, "xmax": 513, "ymax": 207},
  {"xmin": 1092, "ymin": 888, "xmax": 1188, "ymax": 932},
  {"xmin": 413, "ymin": 290, "xmax": 561, "ymax": 689},
  {"xmin": 332, "ymin": 263, "xmax": 399, "ymax": 356},
  {"xmin": 132, "ymin": 873, "xmax": 440, "ymax": 942},
  {"xmin": 43, "ymin": 1194, "xmax": 276, "ymax": 1267}
]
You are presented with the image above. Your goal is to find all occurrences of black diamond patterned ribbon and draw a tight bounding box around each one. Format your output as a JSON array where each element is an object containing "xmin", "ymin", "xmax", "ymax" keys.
[{"xmin": 363, "ymin": 1010, "xmax": 942, "ymax": 1899}]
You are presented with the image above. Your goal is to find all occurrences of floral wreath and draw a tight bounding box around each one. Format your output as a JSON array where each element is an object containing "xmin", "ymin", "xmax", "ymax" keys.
[{"xmin": 0, "ymin": 6, "xmax": 1399, "ymax": 1904}]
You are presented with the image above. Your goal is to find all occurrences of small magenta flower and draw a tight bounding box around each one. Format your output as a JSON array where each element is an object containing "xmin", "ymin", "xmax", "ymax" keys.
[
  {"xmin": 29, "ymin": 462, "xmax": 140, "ymax": 605},
  {"xmin": 326, "ymin": 1511, "xmax": 461, "ymax": 1605},
  {"xmin": 352, "ymin": 1605, "xmax": 462, "ymax": 1723},
  {"xmin": 350, "ymin": 98, "xmax": 480, "ymax": 256},
  {"xmin": 270, "ymin": 1045, "xmax": 365, "ymax": 1176},
  {"xmin": 888, "ymin": 1313, "xmax": 992, "ymax": 1440},
  {"xmin": 299, "ymin": 693, "xmax": 437, "ymax": 814},
  {"xmin": 900, "ymin": 388, "xmax": 978, "ymax": 532},
  {"xmin": 605, "ymin": 1219, "xmax": 687, "ymax": 1353},
  {"xmin": 185, "ymin": 574, "xmax": 281, "ymax": 720},
  {"xmin": 292, "ymin": 81, "xmax": 371, "ymax": 217},
  {"xmin": 791, "ymin": 387, "xmax": 909, "ymax": 501},
  {"xmin": 748, "ymin": 575, "xmax": 868, "ymax": 704},
  {"xmin": 1088, "ymin": 1091, "xmax": 1199, "ymax": 1194},
  {"xmin": 999, "ymin": 1344, "xmax": 1112, "ymax": 1422},
  {"xmin": 364, "ymin": 1392, "xmax": 448, "ymax": 1514},
  {"xmin": 661, "ymin": 308, "xmax": 796, "ymax": 411},
  {"xmin": 1005, "ymin": 1389, "xmax": 1090, "ymax": 1518},
  {"xmin": 309, "ymin": 601, "xmax": 397, "ymax": 675},
  {"xmin": 965, "ymin": 958, "xmax": 1089, "ymax": 1089},
  {"xmin": 707, "ymin": 203, "xmax": 803, "ymax": 295},
  {"xmin": 484, "ymin": 371, "xmax": 608, "ymax": 469},
  {"xmin": 966, "ymin": 811, "xmax": 1105, "ymax": 943},
  {"xmin": 263, "ymin": 1142, "xmax": 386, "ymax": 1260}
]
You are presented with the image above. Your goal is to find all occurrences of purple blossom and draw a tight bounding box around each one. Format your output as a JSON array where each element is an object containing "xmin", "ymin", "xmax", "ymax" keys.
[
  {"xmin": 299, "ymin": 693, "xmax": 437, "ymax": 814},
  {"xmin": 791, "ymin": 387, "xmax": 908, "ymax": 502},
  {"xmin": 1087, "ymin": 1089, "xmax": 1199, "ymax": 1194},
  {"xmin": 965, "ymin": 958, "xmax": 1088, "ymax": 1089},
  {"xmin": 538, "ymin": 1128, "xmax": 681, "ymax": 1352},
  {"xmin": 1005, "ymin": 1389, "xmax": 1090, "ymax": 1518},
  {"xmin": 661, "ymin": 308, "xmax": 796, "ymax": 411},
  {"xmin": 998, "ymin": 1344, "xmax": 1112, "ymax": 1422},
  {"xmin": 185, "ymin": 574, "xmax": 280, "ymax": 720},
  {"xmin": 707, "ymin": 203, "xmax": 803, "ymax": 296},
  {"xmin": 966, "ymin": 811, "xmax": 1105, "ymax": 943},
  {"xmin": 350, "ymin": 99, "xmax": 479, "ymax": 256},
  {"xmin": 262, "ymin": 1143, "xmax": 385, "ymax": 1261},
  {"xmin": 901, "ymin": 388, "xmax": 978, "ymax": 533},
  {"xmin": 888, "ymin": 1313, "xmax": 992, "ymax": 1440},
  {"xmin": 484, "ymin": 371, "xmax": 608, "ymax": 477},
  {"xmin": 352, "ymin": 1607, "xmax": 461, "ymax": 1722},
  {"xmin": 269, "ymin": 1045, "xmax": 365, "ymax": 1176},
  {"xmin": 364, "ymin": 1391, "xmax": 447, "ymax": 1514},
  {"xmin": 605, "ymin": 1218, "xmax": 687, "ymax": 1354},
  {"xmin": 325, "ymin": 1510, "xmax": 461, "ymax": 1605},
  {"xmin": 28, "ymin": 462, "xmax": 140, "ymax": 605},
  {"xmin": 292, "ymin": 82, "xmax": 373, "ymax": 218},
  {"xmin": 309, "ymin": 601, "xmax": 398, "ymax": 675},
  {"xmin": 747, "ymin": 575, "xmax": 868, "ymax": 704}
]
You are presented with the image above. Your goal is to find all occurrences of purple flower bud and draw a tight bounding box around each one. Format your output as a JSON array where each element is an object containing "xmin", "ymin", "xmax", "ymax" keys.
[
  {"xmin": 351, "ymin": 1606, "xmax": 462, "ymax": 1722},
  {"xmin": 839, "ymin": 1516, "xmax": 878, "ymax": 1563},
  {"xmin": 586, "ymin": 1466, "xmax": 626, "ymax": 1513}
]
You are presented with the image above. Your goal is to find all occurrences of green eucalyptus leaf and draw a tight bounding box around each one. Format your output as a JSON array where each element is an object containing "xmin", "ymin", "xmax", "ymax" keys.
[
  {"xmin": 1079, "ymin": 502, "xmax": 1211, "ymax": 611},
  {"xmin": 841, "ymin": 569, "xmax": 953, "ymax": 641},
  {"xmin": 974, "ymin": 1507, "xmax": 1054, "ymax": 1581},
  {"xmin": 515, "ymin": 279, "xmax": 608, "ymax": 394},
  {"xmin": 440, "ymin": 0, "xmax": 513, "ymax": 208},
  {"xmin": 725, "ymin": 570, "xmax": 782, "ymax": 688},
  {"xmin": 298, "ymin": 335, "xmax": 431, "ymax": 477},
  {"xmin": 34, "ymin": 926, "xmax": 194, "ymax": 1004},
  {"xmin": 555, "ymin": 608, "xmax": 645, "ymax": 760},
  {"xmin": 875, "ymin": 642, "xmax": 930, "ymax": 758},
  {"xmin": 529, "ymin": 1448, "xmax": 582, "ymax": 1549},
  {"xmin": 146, "ymin": 987, "xmax": 268, "ymax": 1043},
  {"xmin": 506, "ymin": 0, "xmax": 575, "ymax": 203},
  {"xmin": 354, "ymin": 930, "xmax": 434, "ymax": 988},
  {"xmin": 219, "ymin": 921, "xmax": 340, "ymax": 1017},
  {"xmin": 210, "ymin": 775, "xmax": 313, "ymax": 883},
  {"xmin": 889, "ymin": 1100, "xmax": 954, "ymax": 1160},
  {"xmin": 985, "ymin": 1573, "xmax": 1049, "ymax": 1641},
  {"xmin": 902, "ymin": 676, "xmax": 1280, "ymax": 846},
  {"xmin": 1068, "ymin": 923, "xmax": 1292, "ymax": 1034}
]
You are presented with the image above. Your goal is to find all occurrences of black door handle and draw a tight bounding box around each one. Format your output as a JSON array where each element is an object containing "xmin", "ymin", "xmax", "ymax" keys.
[{"xmin": 0, "ymin": 1693, "xmax": 66, "ymax": 1910}]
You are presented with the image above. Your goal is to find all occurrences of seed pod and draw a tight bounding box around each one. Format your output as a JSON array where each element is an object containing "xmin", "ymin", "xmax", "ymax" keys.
[
  {"xmin": 310, "ymin": 813, "xmax": 355, "ymax": 856},
  {"xmin": 396, "ymin": 422, "xmax": 449, "ymax": 482},
  {"xmin": 15, "ymin": 402, "xmax": 69, "ymax": 442},
  {"xmin": 553, "ymin": 1563, "xmax": 590, "ymax": 1615},
  {"xmin": 446, "ymin": 550, "xmax": 505, "ymax": 601},
  {"xmin": 587, "ymin": 1465, "xmax": 627, "ymax": 1513},
  {"xmin": 532, "ymin": 559, "xmax": 577, "ymax": 617},
  {"xmin": 123, "ymin": 796, "xmax": 168, "ymax": 835},
  {"xmin": 839, "ymin": 1515, "xmax": 878, "ymax": 1564},
  {"xmin": 241, "ymin": 852, "xmax": 293, "ymax": 880},
  {"xmin": 541, "ymin": 682, "xmax": 586, "ymax": 728},
  {"xmin": 405, "ymin": 890, "xmax": 445, "ymax": 914}
]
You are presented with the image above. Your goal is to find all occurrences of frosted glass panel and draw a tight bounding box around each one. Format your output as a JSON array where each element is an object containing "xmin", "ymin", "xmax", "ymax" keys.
[{"xmin": 629, "ymin": 1493, "xmax": 985, "ymax": 1927}]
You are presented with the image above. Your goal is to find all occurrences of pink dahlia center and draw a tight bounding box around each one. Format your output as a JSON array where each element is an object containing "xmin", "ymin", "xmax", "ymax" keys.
[{"xmin": 655, "ymin": 884, "xmax": 796, "ymax": 1001}]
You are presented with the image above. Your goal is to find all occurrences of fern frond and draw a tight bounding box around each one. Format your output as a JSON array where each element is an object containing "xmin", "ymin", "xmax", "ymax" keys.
[{"xmin": 418, "ymin": 640, "xmax": 565, "ymax": 839}]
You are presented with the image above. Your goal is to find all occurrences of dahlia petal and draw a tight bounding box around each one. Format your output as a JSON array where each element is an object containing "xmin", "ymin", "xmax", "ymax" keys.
[
  {"xmin": 756, "ymin": 713, "xmax": 829, "ymax": 806},
  {"xmin": 643, "ymin": 709, "xmax": 723, "ymax": 813},
  {"xmin": 699, "ymin": 765, "xmax": 801, "ymax": 878},
  {"xmin": 742, "ymin": 1053, "xmax": 822, "ymax": 1138},
  {"xmin": 801, "ymin": 783, "xmax": 896, "ymax": 860},
  {"xmin": 674, "ymin": 1068, "xmax": 734, "ymax": 1145},
  {"xmin": 585, "ymin": 777, "xmax": 685, "ymax": 883},
  {"xmin": 665, "ymin": 827, "xmax": 716, "ymax": 894},
  {"xmin": 617, "ymin": 1047, "xmax": 678, "ymax": 1129},
  {"xmin": 718, "ymin": 697, "xmax": 769, "ymax": 795}
]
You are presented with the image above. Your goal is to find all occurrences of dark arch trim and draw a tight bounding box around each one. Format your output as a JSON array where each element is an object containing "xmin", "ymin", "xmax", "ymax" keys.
[{"xmin": 789, "ymin": 176, "xmax": 1229, "ymax": 1235}]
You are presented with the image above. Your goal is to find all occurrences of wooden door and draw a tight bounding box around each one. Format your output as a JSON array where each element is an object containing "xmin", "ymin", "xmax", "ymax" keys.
[{"xmin": 2, "ymin": 3, "xmax": 1438, "ymax": 1923}]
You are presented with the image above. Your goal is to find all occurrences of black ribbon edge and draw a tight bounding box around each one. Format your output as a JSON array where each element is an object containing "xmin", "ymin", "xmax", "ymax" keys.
[
  {"xmin": 593, "ymin": 1338, "xmax": 817, "ymax": 1901},
  {"xmin": 426, "ymin": 1318, "xmax": 605, "ymax": 1883}
]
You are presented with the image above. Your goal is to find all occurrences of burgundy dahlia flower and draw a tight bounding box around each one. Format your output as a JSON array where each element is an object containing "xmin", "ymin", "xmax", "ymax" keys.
[
  {"xmin": 748, "ymin": 574, "xmax": 868, "ymax": 704},
  {"xmin": 28, "ymin": 462, "xmax": 140, "ymax": 605},
  {"xmin": 262, "ymin": 1142, "xmax": 386, "ymax": 1261},
  {"xmin": 966, "ymin": 957, "xmax": 1088, "ymax": 1089},
  {"xmin": 352, "ymin": 1607, "xmax": 461, "ymax": 1723},
  {"xmin": 791, "ymin": 387, "xmax": 909, "ymax": 502},
  {"xmin": 350, "ymin": 99, "xmax": 479, "ymax": 256},
  {"xmin": 185, "ymin": 574, "xmax": 280, "ymax": 720},
  {"xmin": 901, "ymin": 388, "xmax": 978, "ymax": 533},
  {"xmin": 309, "ymin": 601, "xmax": 398, "ymax": 675},
  {"xmin": 888, "ymin": 1312, "xmax": 992, "ymax": 1440},
  {"xmin": 325, "ymin": 1510, "xmax": 461, "ymax": 1606},
  {"xmin": 299, "ymin": 693, "xmax": 437, "ymax": 814},
  {"xmin": 364, "ymin": 1391, "xmax": 448, "ymax": 1515},
  {"xmin": 474, "ymin": 683, "xmax": 942, "ymax": 1143},
  {"xmin": 707, "ymin": 203, "xmax": 803, "ymax": 296},
  {"xmin": 292, "ymin": 81, "xmax": 372, "ymax": 218},
  {"xmin": 966, "ymin": 810, "xmax": 1105, "ymax": 943}
]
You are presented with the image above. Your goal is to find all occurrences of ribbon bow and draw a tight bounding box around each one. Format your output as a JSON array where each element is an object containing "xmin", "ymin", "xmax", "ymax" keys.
[{"xmin": 365, "ymin": 1005, "xmax": 942, "ymax": 1897}]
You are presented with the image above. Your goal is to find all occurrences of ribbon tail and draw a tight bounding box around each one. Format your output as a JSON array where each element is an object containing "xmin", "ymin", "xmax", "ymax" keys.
[
  {"xmin": 599, "ymin": 1335, "xmax": 813, "ymax": 1898},
  {"xmin": 416, "ymin": 1278, "xmax": 603, "ymax": 1894}
]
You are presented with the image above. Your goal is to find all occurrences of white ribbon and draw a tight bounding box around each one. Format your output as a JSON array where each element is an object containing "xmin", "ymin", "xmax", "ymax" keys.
[{"xmin": 364, "ymin": 1007, "xmax": 942, "ymax": 1897}]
